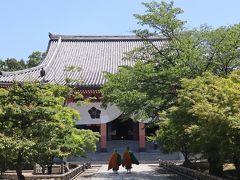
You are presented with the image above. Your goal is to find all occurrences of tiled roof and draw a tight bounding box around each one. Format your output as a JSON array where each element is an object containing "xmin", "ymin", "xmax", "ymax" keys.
[{"xmin": 0, "ymin": 33, "xmax": 167, "ymax": 86}]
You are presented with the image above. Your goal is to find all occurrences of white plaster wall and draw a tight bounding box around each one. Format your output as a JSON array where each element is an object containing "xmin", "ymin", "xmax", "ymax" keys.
[{"xmin": 68, "ymin": 102, "xmax": 122, "ymax": 125}]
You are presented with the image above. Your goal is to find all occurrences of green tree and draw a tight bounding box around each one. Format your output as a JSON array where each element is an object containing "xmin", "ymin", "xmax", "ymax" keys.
[
  {"xmin": 5, "ymin": 58, "xmax": 26, "ymax": 71},
  {"xmin": 0, "ymin": 60, "xmax": 7, "ymax": 71},
  {"xmin": 102, "ymin": 1, "xmax": 240, "ymax": 120},
  {"xmin": 27, "ymin": 51, "xmax": 44, "ymax": 68},
  {"xmin": 156, "ymin": 107, "xmax": 198, "ymax": 166},
  {"xmin": 102, "ymin": 2, "xmax": 240, "ymax": 176},
  {"xmin": 0, "ymin": 82, "xmax": 99, "ymax": 178},
  {"xmin": 160, "ymin": 72, "xmax": 240, "ymax": 176},
  {"xmin": 0, "ymin": 134, "xmax": 19, "ymax": 177},
  {"xmin": 0, "ymin": 58, "xmax": 26, "ymax": 71},
  {"xmin": 0, "ymin": 51, "xmax": 44, "ymax": 72}
]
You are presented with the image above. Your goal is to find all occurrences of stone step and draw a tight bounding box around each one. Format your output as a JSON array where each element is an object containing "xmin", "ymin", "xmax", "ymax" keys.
[
  {"xmin": 67, "ymin": 140, "xmax": 180, "ymax": 164},
  {"xmin": 67, "ymin": 151, "xmax": 180, "ymax": 164},
  {"xmin": 97, "ymin": 140, "xmax": 161, "ymax": 153}
]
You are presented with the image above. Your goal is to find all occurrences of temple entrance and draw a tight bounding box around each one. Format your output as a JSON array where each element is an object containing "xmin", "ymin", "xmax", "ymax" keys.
[{"xmin": 107, "ymin": 118, "xmax": 138, "ymax": 140}]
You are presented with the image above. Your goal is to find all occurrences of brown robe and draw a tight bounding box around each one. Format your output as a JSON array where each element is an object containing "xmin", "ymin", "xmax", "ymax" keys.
[
  {"xmin": 122, "ymin": 150, "xmax": 132, "ymax": 169},
  {"xmin": 108, "ymin": 152, "xmax": 121, "ymax": 171}
]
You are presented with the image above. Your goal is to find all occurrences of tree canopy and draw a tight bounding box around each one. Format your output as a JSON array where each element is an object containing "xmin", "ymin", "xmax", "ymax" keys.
[
  {"xmin": 0, "ymin": 82, "xmax": 99, "ymax": 177},
  {"xmin": 101, "ymin": 1, "xmax": 240, "ymax": 177},
  {"xmin": 102, "ymin": 1, "xmax": 240, "ymax": 120},
  {"xmin": 0, "ymin": 51, "xmax": 45, "ymax": 71},
  {"xmin": 157, "ymin": 71, "xmax": 240, "ymax": 176}
]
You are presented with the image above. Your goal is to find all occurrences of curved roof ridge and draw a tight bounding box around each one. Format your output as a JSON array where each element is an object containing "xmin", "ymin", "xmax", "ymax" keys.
[
  {"xmin": 43, "ymin": 36, "xmax": 62, "ymax": 72},
  {"xmin": 0, "ymin": 37, "xmax": 62, "ymax": 77},
  {"xmin": 49, "ymin": 33, "xmax": 167, "ymax": 41}
]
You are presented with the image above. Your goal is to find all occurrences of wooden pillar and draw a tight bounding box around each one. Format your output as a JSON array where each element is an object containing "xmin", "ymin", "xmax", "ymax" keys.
[
  {"xmin": 139, "ymin": 122, "xmax": 146, "ymax": 152},
  {"xmin": 100, "ymin": 123, "xmax": 107, "ymax": 152},
  {"xmin": 107, "ymin": 123, "xmax": 112, "ymax": 141}
]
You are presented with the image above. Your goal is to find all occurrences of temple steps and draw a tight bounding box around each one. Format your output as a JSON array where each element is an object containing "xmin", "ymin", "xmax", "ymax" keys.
[{"xmin": 67, "ymin": 140, "xmax": 180, "ymax": 164}]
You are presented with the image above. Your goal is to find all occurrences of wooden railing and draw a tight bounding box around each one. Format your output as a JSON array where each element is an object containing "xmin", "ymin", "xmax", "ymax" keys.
[{"xmin": 159, "ymin": 160, "xmax": 227, "ymax": 180}]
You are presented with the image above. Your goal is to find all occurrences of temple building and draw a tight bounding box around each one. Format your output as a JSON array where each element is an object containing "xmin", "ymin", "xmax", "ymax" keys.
[{"xmin": 0, "ymin": 33, "xmax": 166, "ymax": 151}]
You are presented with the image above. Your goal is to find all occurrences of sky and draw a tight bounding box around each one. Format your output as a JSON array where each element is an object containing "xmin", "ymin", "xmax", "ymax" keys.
[{"xmin": 0, "ymin": 0, "xmax": 240, "ymax": 60}]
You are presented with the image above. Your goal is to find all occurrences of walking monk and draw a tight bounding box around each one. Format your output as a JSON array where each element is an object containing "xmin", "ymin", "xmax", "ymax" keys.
[
  {"xmin": 122, "ymin": 147, "xmax": 139, "ymax": 173},
  {"xmin": 108, "ymin": 149, "xmax": 122, "ymax": 174}
]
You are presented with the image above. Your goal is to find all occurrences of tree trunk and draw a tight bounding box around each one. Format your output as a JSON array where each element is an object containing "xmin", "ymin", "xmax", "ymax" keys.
[
  {"xmin": 181, "ymin": 151, "xmax": 191, "ymax": 167},
  {"xmin": 16, "ymin": 152, "xmax": 23, "ymax": 180},
  {"xmin": 41, "ymin": 165, "xmax": 45, "ymax": 174},
  {"xmin": 47, "ymin": 164, "xmax": 52, "ymax": 174},
  {"xmin": 0, "ymin": 170, "xmax": 3, "ymax": 179},
  {"xmin": 16, "ymin": 166, "xmax": 23, "ymax": 180},
  {"xmin": 47, "ymin": 156, "xmax": 54, "ymax": 174},
  {"xmin": 208, "ymin": 151, "xmax": 223, "ymax": 177},
  {"xmin": 182, "ymin": 158, "xmax": 191, "ymax": 167}
]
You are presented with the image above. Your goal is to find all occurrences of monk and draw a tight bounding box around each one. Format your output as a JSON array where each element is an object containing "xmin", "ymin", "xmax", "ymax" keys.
[
  {"xmin": 122, "ymin": 147, "xmax": 132, "ymax": 173},
  {"xmin": 108, "ymin": 149, "xmax": 122, "ymax": 174}
]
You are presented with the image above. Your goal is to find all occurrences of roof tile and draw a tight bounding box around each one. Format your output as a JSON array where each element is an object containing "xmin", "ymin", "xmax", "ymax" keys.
[{"xmin": 0, "ymin": 35, "xmax": 167, "ymax": 86}]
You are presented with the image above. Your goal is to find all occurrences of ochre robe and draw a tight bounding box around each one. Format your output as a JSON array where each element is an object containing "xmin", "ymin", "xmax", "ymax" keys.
[
  {"xmin": 108, "ymin": 152, "xmax": 121, "ymax": 170},
  {"xmin": 122, "ymin": 151, "xmax": 132, "ymax": 169}
]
